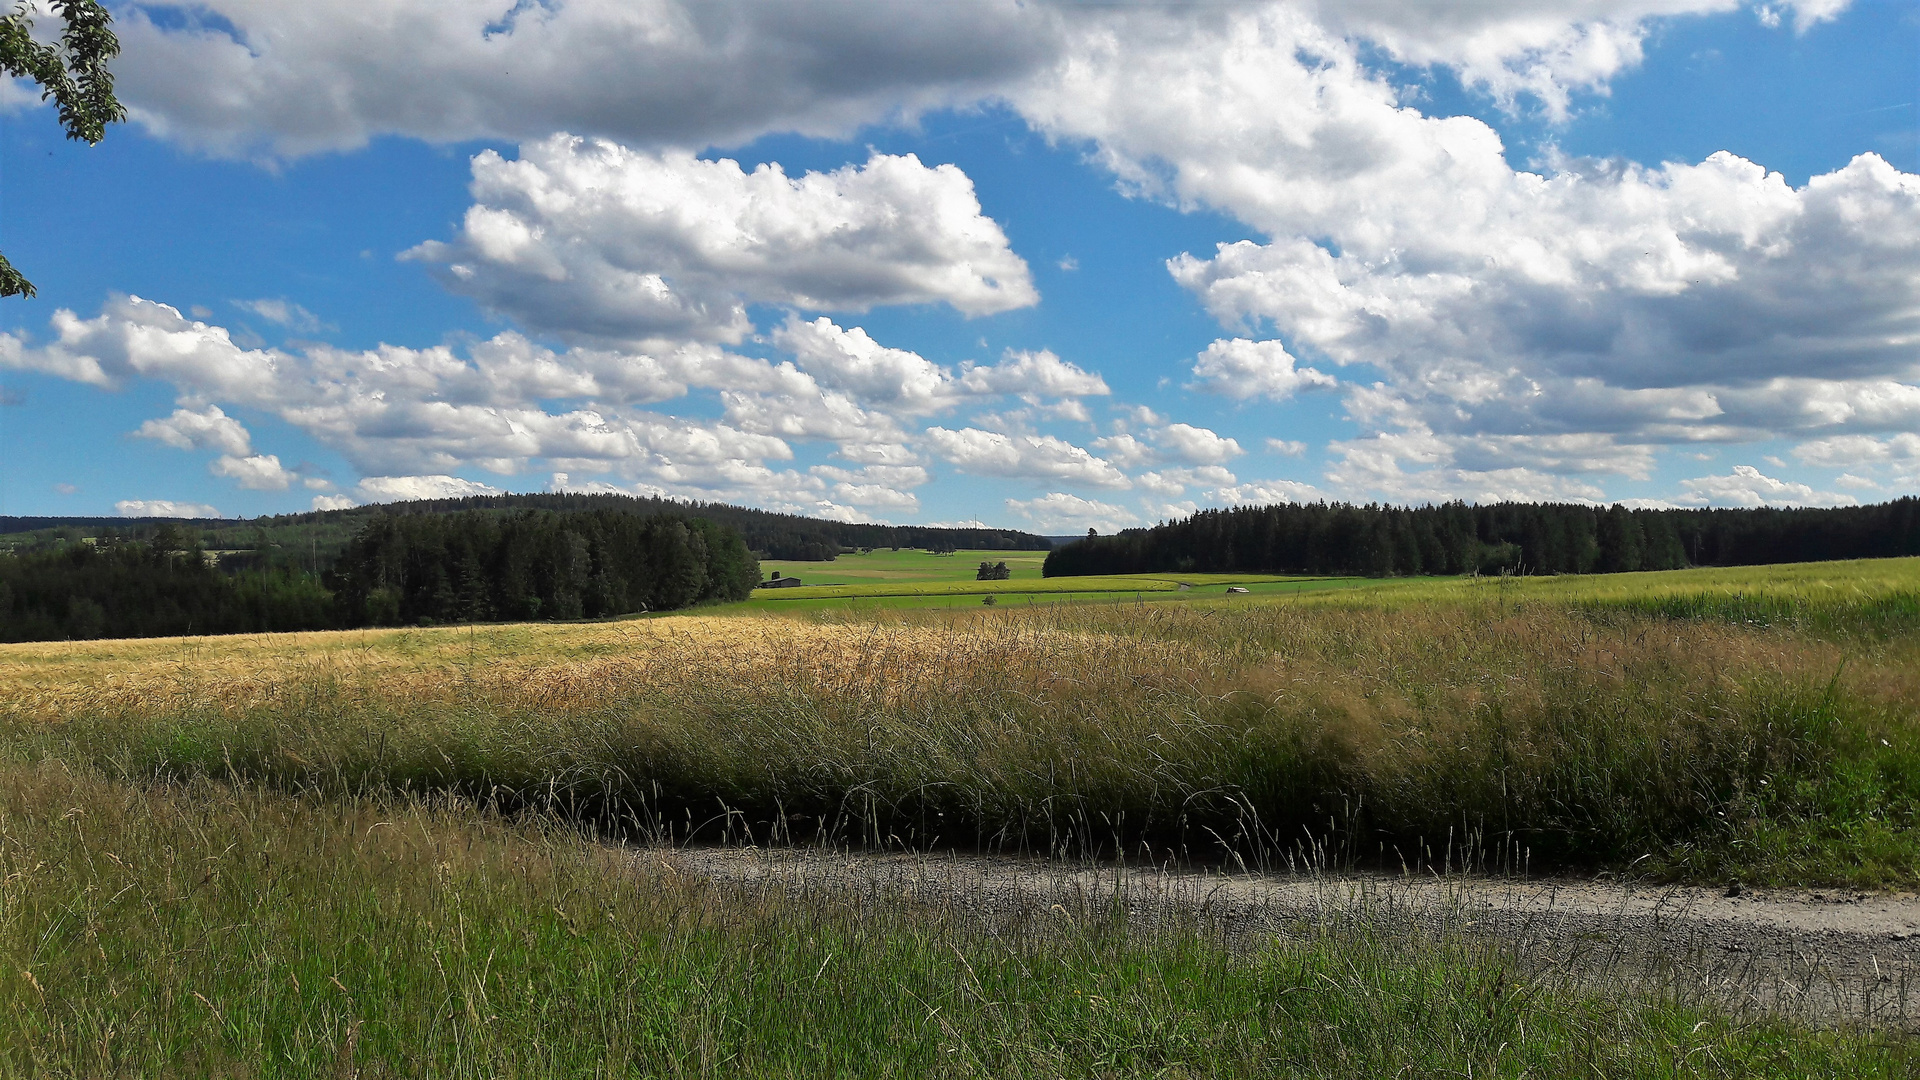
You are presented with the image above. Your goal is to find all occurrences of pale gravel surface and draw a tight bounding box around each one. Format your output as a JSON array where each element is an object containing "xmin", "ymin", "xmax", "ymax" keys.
[{"xmin": 673, "ymin": 846, "xmax": 1920, "ymax": 1029}]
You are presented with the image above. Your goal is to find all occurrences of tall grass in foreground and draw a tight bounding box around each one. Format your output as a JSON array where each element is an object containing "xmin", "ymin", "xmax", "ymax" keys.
[
  {"xmin": 1270, "ymin": 557, "xmax": 1920, "ymax": 640},
  {"xmin": 0, "ymin": 764, "xmax": 1907, "ymax": 1079},
  {"xmin": 10, "ymin": 602, "xmax": 1920, "ymax": 887},
  {"xmin": 1584, "ymin": 590, "xmax": 1920, "ymax": 639}
]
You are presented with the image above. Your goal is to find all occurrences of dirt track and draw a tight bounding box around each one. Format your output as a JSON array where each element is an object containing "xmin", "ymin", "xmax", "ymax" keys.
[{"xmin": 675, "ymin": 846, "xmax": 1920, "ymax": 1029}]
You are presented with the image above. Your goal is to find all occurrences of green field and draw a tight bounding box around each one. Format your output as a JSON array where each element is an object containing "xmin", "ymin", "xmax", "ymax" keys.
[
  {"xmin": 757, "ymin": 546, "xmax": 1054, "ymax": 584},
  {"xmin": 1265, "ymin": 555, "xmax": 1920, "ymax": 606},
  {"xmin": 758, "ymin": 547, "xmax": 1920, "ymax": 603},
  {"xmin": 744, "ymin": 546, "xmax": 1920, "ymax": 623},
  {"xmin": 743, "ymin": 546, "xmax": 1368, "ymax": 609}
]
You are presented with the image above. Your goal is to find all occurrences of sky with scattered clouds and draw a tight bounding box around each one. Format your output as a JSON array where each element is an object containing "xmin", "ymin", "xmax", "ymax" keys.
[{"xmin": 0, "ymin": 0, "xmax": 1914, "ymax": 529}]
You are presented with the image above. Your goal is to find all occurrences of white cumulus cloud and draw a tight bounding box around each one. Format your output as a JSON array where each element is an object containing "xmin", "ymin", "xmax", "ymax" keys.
[
  {"xmin": 956, "ymin": 348, "xmax": 1109, "ymax": 399},
  {"xmin": 1679, "ymin": 465, "xmax": 1858, "ymax": 507},
  {"xmin": 774, "ymin": 316, "xmax": 961, "ymax": 415},
  {"xmin": 1005, "ymin": 492, "xmax": 1138, "ymax": 533},
  {"xmin": 211, "ymin": 453, "xmax": 296, "ymax": 492},
  {"xmin": 110, "ymin": 0, "xmax": 1069, "ymax": 157},
  {"xmin": 923, "ymin": 427, "xmax": 1130, "ymax": 488},
  {"xmin": 115, "ymin": 499, "xmax": 222, "ymax": 519},
  {"xmin": 1003, "ymin": 3, "xmax": 1912, "ymax": 502},
  {"xmin": 24, "ymin": 0, "xmax": 1896, "ymax": 514},
  {"xmin": 405, "ymin": 139, "xmax": 1036, "ymax": 347},
  {"xmin": 1208, "ymin": 479, "xmax": 1325, "ymax": 506},
  {"xmin": 107, "ymin": 2, "xmax": 1823, "ymax": 158},
  {"xmin": 2, "ymin": 296, "xmax": 821, "ymax": 505},
  {"xmin": 1137, "ymin": 466, "xmax": 1239, "ymax": 496},
  {"xmin": 1794, "ymin": 433, "xmax": 1920, "ymax": 469},
  {"xmin": 355, "ymin": 475, "xmax": 505, "ymax": 502},
  {"xmin": 1188, "ymin": 338, "xmax": 1336, "ymax": 401},
  {"xmin": 1094, "ymin": 422, "xmax": 1244, "ymax": 473},
  {"xmin": 133, "ymin": 404, "xmax": 296, "ymax": 492},
  {"xmin": 1154, "ymin": 423, "xmax": 1246, "ymax": 466},
  {"xmin": 134, "ymin": 405, "xmax": 253, "ymax": 457}
]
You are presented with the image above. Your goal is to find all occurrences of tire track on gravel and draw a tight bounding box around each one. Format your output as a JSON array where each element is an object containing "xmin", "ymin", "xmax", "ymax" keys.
[{"xmin": 673, "ymin": 847, "xmax": 1920, "ymax": 1029}]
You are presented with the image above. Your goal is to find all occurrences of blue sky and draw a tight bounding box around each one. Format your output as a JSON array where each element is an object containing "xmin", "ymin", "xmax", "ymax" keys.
[{"xmin": 0, "ymin": 0, "xmax": 1915, "ymax": 529}]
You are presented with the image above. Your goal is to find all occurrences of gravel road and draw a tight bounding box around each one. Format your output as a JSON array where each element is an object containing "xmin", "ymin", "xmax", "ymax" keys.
[{"xmin": 673, "ymin": 846, "xmax": 1920, "ymax": 1029}]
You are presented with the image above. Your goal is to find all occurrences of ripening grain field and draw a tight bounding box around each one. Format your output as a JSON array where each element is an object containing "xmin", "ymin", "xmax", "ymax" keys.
[
  {"xmin": 4, "ymin": 558, "xmax": 1920, "ymax": 1074},
  {"xmin": 9, "ymin": 559, "xmax": 1920, "ymax": 883}
]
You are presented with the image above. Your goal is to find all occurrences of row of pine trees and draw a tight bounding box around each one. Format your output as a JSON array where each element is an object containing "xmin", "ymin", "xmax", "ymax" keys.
[
  {"xmin": 0, "ymin": 525, "xmax": 333, "ymax": 641},
  {"xmin": 1044, "ymin": 499, "xmax": 1920, "ymax": 578},
  {"xmin": 328, "ymin": 510, "xmax": 757, "ymax": 625},
  {"xmin": 295, "ymin": 492, "xmax": 1045, "ymax": 562},
  {"xmin": 0, "ymin": 510, "xmax": 757, "ymax": 642}
]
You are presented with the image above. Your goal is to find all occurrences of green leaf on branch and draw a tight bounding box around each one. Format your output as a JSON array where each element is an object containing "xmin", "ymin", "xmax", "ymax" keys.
[
  {"xmin": 0, "ymin": 252, "xmax": 35, "ymax": 299},
  {"xmin": 0, "ymin": 1, "xmax": 124, "ymax": 298}
]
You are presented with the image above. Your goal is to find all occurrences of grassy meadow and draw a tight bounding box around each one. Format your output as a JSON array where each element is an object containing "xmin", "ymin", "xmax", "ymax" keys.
[
  {"xmin": 757, "ymin": 545, "xmax": 1054, "ymax": 582},
  {"xmin": 742, "ymin": 546, "xmax": 1354, "ymax": 610},
  {"xmin": 6, "ymin": 554, "xmax": 1920, "ymax": 1072},
  {"xmin": 7, "ymin": 765, "xmax": 1911, "ymax": 1077}
]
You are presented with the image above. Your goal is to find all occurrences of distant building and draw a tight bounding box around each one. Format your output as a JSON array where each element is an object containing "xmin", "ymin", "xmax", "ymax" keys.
[{"xmin": 758, "ymin": 576, "xmax": 805, "ymax": 589}]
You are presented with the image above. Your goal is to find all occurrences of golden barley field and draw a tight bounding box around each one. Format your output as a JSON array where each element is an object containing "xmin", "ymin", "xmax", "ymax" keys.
[
  {"xmin": 10, "ymin": 555, "xmax": 1917, "ymax": 720},
  {"xmin": 0, "ymin": 612, "xmax": 1208, "ymax": 722},
  {"xmin": 6, "ymin": 562, "xmax": 1919, "ymax": 886}
]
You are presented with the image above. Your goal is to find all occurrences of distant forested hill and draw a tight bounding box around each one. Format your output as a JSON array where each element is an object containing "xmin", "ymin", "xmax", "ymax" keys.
[
  {"xmin": 0, "ymin": 509, "xmax": 760, "ymax": 642},
  {"xmin": 0, "ymin": 491, "xmax": 1050, "ymax": 641},
  {"xmin": 1045, "ymin": 499, "xmax": 1920, "ymax": 578},
  {"xmin": 312, "ymin": 493, "xmax": 1050, "ymax": 560},
  {"xmin": 0, "ymin": 493, "xmax": 1048, "ymax": 564},
  {"xmin": 0, "ymin": 525, "xmax": 333, "ymax": 641}
]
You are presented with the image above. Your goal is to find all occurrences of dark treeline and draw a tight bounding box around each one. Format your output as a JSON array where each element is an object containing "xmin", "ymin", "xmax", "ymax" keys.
[
  {"xmin": 0, "ymin": 511, "xmax": 757, "ymax": 642},
  {"xmin": 313, "ymin": 493, "xmax": 1048, "ymax": 561},
  {"xmin": 328, "ymin": 510, "xmax": 756, "ymax": 625},
  {"xmin": 1045, "ymin": 498, "xmax": 1920, "ymax": 578},
  {"xmin": 0, "ymin": 516, "xmax": 142, "ymax": 536},
  {"xmin": 3, "ymin": 494, "xmax": 1045, "ymax": 582},
  {"xmin": 0, "ymin": 526, "xmax": 333, "ymax": 642}
]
